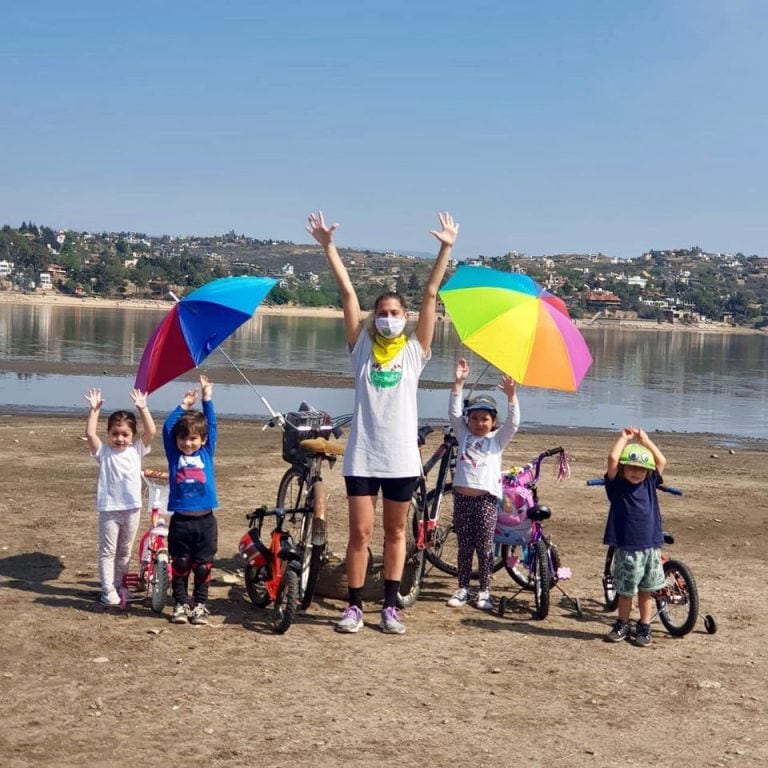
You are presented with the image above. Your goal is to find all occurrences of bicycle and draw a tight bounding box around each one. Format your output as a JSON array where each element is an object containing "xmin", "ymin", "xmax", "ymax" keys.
[
  {"xmin": 397, "ymin": 423, "xmax": 506, "ymax": 608},
  {"xmin": 238, "ymin": 505, "xmax": 309, "ymax": 634},
  {"xmin": 259, "ymin": 403, "xmax": 351, "ymax": 611},
  {"xmin": 587, "ymin": 478, "xmax": 717, "ymax": 636},
  {"xmin": 494, "ymin": 447, "xmax": 580, "ymax": 620},
  {"xmin": 120, "ymin": 469, "xmax": 172, "ymax": 613}
]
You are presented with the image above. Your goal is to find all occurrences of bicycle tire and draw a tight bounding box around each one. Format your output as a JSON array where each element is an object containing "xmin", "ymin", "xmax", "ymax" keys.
[
  {"xmin": 532, "ymin": 539, "xmax": 550, "ymax": 620},
  {"xmin": 397, "ymin": 493, "xmax": 425, "ymax": 608},
  {"xmin": 244, "ymin": 564, "xmax": 271, "ymax": 608},
  {"xmin": 602, "ymin": 546, "xmax": 619, "ymax": 612},
  {"xmin": 423, "ymin": 485, "xmax": 504, "ymax": 577},
  {"xmin": 501, "ymin": 544, "xmax": 532, "ymax": 589},
  {"xmin": 150, "ymin": 551, "xmax": 169, "ymax": 613},
  {"xmin": 276, "ymin": 467, "xmax": 308, "ymax": 545},
  {"xmin": 272, "ymin": 568, "xmax": 299, "ymax": 634},
  {"xmin": 657, "ymin": 558, "xmax": 699, "ymax": 637}
]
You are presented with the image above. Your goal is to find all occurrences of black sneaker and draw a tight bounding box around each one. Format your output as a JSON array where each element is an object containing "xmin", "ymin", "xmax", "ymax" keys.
[
  {"xmin": 605, "ymin": 619, "xmax": 632, "ymax": 642},
  {"xmin": 634, "ymin": 622, "xmax": 652, "ymax": 647}
]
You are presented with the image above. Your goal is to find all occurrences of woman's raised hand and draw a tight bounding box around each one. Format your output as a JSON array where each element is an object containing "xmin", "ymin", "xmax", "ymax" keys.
[
  {"xmin": 306, "ymin": 211, "xmax": 339, "ymax": 249},
  {"xmin": 429, "ymin": 211, "xmax": 459, "ymax": 247}
]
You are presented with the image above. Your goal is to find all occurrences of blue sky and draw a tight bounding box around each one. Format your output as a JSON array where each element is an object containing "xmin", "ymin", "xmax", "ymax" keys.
[{"xmin": 2, "ymin": 1, "xmax": 766, "ymax": 259}]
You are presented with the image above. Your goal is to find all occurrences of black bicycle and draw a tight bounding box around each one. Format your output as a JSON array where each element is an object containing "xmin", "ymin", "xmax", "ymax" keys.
[{"xmin": 245, "ymin": 403, "xmax": 351, "ymax": 612}]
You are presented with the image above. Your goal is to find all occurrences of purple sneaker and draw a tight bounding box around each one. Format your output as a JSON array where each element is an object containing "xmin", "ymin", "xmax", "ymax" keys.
[
  {"xmin": 379, "ymin": 606, "xmax": 406, "ymax": 634},
  {"xmin": 335, "ymin": 605, "xmax": 364, "ymax": 633}
]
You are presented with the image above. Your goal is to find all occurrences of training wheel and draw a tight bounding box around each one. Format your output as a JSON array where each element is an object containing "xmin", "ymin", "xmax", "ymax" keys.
[
  {"xmin": 498, "ymin": 596, "xmax": 507, "ymax": 618},
  {"xmin": 573, "ymin": 597, "xmax": 583, "ymax": 619},
  {"xmin": 703, "ymin": 614, "xmax": 718, "ymax": 635}
]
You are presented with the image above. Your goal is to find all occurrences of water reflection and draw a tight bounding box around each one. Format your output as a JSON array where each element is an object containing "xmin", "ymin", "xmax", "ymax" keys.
[{"xmin": 1, "ymin": 304, "xmax": 767, "ymax": 438}]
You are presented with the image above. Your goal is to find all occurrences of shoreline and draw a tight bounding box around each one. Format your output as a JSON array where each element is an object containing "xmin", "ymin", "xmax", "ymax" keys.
[{"xmin": 0, "ymin": 289, "xmax": 762, "ymax": 333}]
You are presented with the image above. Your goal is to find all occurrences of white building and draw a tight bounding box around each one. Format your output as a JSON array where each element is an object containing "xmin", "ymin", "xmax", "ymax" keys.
[
  {"xmin": 39, "ymin": 273, "xmax": 52, "ymax": 290},
  {"xmin": 0, "ymin": 260, "xmax": 13, "ymax": 277}
]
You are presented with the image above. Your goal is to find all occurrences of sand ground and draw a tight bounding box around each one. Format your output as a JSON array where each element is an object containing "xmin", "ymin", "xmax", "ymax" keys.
[{"xmin": 1, "ymin": 413, "xmax": 766, "ymax": 767}]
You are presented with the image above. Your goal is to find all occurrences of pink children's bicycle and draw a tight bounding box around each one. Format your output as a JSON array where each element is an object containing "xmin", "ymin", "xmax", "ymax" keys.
[{"xmin": 120, "ymin": 469, "xmax": 172, "ymax": 613}]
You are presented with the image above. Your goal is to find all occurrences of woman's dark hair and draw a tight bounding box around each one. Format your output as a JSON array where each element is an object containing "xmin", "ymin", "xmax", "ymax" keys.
[
  {"xmin": 373, "ymin": 292, "xmax": 408, "ymax": 313},
  {"xmin": 107, "ymin": 410, "xmax": 137, "ymax": 435},
  {"xmin": 172, "ymin": 410, "xmax": 209, "ymax": 441}
]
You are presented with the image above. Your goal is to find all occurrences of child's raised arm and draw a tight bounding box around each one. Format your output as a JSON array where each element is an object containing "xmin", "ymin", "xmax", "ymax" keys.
[
  {"xmin": 634, "ymin": 427, "xmax": 667, "ymax": 476},
  {"xmin": 84, "ymin": 388, "xmax": 103, "ymax": 453},
  {"xmin": 199, "ymin": 374, "xmax": 213, "ymax": 402},
  {"xmin": 607, "ymin": 426, "xmax": 635, "ymax": 480},
  {"xmin": 130, "ymin": 389, "xmax": 157, "ymax": 448}
]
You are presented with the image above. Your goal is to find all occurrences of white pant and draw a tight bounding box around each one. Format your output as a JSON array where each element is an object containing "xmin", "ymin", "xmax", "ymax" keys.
[{"xmin": 98, "ymin": 509, "xmax": 141, "ymax": 597}]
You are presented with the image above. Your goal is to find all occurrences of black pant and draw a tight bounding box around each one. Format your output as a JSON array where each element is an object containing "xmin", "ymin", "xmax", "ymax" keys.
[{"xmin": 168, "ymin": 511, "xmax": 218, "ymax": 604}]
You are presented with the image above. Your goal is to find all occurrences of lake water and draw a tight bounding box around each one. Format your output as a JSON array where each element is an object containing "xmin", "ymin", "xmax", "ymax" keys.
[{"xmin": 1, "ymin": 302, "xmax": 767, "ymax": 439}]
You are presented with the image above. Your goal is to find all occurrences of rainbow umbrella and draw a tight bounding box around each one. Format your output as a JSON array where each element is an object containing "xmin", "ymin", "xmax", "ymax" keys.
[
  {"xmin": 439, "ymin": 266, "xmax": 592, "ymax": 392},
  {"xmin": 135, "ymin": 275, "xmax": 276, "ymax": 394}
]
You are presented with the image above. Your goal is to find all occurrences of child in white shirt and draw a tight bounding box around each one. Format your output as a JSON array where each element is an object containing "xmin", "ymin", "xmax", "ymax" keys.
[{"xmin": 447, "ymin": 358, "xmax": 519, "ymax": 610}]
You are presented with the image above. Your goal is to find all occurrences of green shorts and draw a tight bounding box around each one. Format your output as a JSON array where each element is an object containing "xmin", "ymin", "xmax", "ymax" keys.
[{"xmin": 612, "ymin": 547, "xmax": 666, "ymax": 596}]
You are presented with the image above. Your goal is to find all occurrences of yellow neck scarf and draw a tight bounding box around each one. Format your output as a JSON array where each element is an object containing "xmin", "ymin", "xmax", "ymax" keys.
[{"xmin": 372, "ymin": 333, "xmax": 407, "ymax": 366}]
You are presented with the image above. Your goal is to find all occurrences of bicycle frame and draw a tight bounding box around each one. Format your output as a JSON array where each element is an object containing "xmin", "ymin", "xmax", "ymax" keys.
[{"xmin": 415, "ymin": 425, "xmax": 457, "ymax": 551}]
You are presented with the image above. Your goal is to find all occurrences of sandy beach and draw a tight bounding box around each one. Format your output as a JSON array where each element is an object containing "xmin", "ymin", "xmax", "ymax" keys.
[{"xmin": 1, "ymin": 412, "xmax": 766, "ymax": 767}]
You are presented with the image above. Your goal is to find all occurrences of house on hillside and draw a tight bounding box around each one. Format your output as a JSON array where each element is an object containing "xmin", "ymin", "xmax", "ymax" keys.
[{"xmin": 584, "ymin": 289, "xmax": 621, "ymax": 311}]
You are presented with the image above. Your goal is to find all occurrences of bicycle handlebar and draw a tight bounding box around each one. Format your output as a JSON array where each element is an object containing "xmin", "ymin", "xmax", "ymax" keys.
[
  {"xmin": 246, "ymin": 505, "xmax": 310, "ymax": 522},
  {"xmin": 586, "ymin": 478, "xmax": 683, "ymax": 495}
]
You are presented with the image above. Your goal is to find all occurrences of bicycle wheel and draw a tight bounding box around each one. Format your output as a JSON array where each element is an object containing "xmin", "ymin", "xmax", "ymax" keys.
[
  {"xmin": 297, "ymin": 481, "xmax": 326, "ymax": 611},
  {"xmin": 276, "ymin": 467, "xmax": 308, "ymax": 545},
  {"xmin": 501, "ymin": 544, "xmax": 532, "ymax": 589},
  {"xmin": 657, "ymin": 558, "xmax": 699, "ymax": 637},
  {"xmin": 602, "ymin": 547, "xmax": 618, "ymax": 612},
  {"xmin": 423, "ymin": 485, "xmax": 504, "ymax": 577},
  {"xmin": 150, "ymin": 551, "xmax": 169, "ymax": 613},
  {"xmin": 397, "ymin": 493, "xmax": 425, "ymax": 608},
  {"xmin": 532, "ymin": 539, "xmax": 550, "ymax": 620},
  {"xmin": 244, "ymin": 564, "xmax": 271, "ymax": 608},
  {"xmin": 272, "ymin": 568, "xmax": 299, "ymax": 634}
]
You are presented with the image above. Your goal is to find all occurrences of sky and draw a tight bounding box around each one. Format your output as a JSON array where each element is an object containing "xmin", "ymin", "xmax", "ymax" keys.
[{"xmin": 2, "ymin": 1, "xmax": 767, "ymax": 260}]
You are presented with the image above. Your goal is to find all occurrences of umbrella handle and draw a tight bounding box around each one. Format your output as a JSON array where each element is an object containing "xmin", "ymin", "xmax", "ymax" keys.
[{"xmin": 465, "ymin": 361, "xmax": 492, "ymax": 402}]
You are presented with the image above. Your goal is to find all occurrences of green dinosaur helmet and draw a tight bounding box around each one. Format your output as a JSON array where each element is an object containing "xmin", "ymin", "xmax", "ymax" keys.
[{"xmin": 619, "ymin": 443, "xmax": 656, "ymax": 471}]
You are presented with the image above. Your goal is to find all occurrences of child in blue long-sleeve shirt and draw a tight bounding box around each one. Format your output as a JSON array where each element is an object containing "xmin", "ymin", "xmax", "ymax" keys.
[{"xmin": 163, "ymin": 374, "xmax": 219, "ymax": 625}]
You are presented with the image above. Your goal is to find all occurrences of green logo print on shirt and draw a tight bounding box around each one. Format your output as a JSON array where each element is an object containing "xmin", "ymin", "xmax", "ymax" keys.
[{"xmin": 369, "ymin": 367, "xmax": 402, "ymax": 389}]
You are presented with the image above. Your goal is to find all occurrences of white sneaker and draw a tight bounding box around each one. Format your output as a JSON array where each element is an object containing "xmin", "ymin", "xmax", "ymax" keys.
[
  {"xmin": 447, "ymin": 588, "xmax": 469, "ymax": 608},
  {"xmin": 189, "ymin": 603, "xmax": 210, "ymax": 625},
  {"xmin": 171, "ymin": 603, "xmax": 189, "ymax": 624},
  {"xmin": 100, "ymin": 590, "xmax": 120, "ymax": 607},
  {"xmin": 476, "ymin": 590, "xmax": 493, "ymax": 611}
]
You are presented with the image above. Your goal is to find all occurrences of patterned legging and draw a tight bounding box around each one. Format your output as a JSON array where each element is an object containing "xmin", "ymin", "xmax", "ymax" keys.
[{"xmin": 453, "ymin": 492, "xmax": 499, "ymax": 592}]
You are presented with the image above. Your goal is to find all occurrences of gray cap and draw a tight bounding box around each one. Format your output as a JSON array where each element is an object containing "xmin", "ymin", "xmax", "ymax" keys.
[{"xmin": 463, "ymin": 395, "xmax": 498, "ymax": 414}]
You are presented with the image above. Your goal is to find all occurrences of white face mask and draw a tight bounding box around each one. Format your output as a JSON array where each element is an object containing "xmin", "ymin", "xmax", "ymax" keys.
[{"xmin": 375, "ymin": 316, "xmax": 406, "ymax": 339}]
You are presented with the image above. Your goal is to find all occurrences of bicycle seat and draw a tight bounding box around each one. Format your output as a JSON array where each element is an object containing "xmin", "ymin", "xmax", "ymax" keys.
[
  {"xmin": 526, "ymin": 505, "xmax": 551, "ymax": 521},
  {"xmin": 299, "ymin": 437, "xmax": 345, "ymax": 457}
]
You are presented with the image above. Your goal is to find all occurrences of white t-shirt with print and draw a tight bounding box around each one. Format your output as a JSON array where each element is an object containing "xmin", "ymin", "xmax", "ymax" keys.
[
  {"xmin": 344, "ymin": 332, "xmax": 428, "ymax": 478},
  {"xmin": 449, "ymin": 391, "xmax": 520, "ymax": 498}
]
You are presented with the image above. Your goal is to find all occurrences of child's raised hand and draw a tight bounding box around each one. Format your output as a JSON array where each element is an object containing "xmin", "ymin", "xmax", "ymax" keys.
[
  {"xmin": 498, "ymin": 375, "xmax": 517, "ymax": 399},
  {"xmin": 429, "ymin": 211, "xmax": 459, "ymax": 247},
  {"xmin": 455, "ymin": 357, "xmax": 469, "ymax": 383},
  {"xmin": 621, "ymin": 426, "xmax": 635, "ymax": 439},
  {"xmin": 306, "ymin": 211, "xmax": 338, "ymax": 248},
  {"xmin": 84, "ymin": 388, "xmax": 103, "ymax": 410},
  {"xmin": 129, "ymin": 389, "xmax": 148, "ymax": 409},
  {"xmin": 181, "ymin": 388, "xmax": 198, "ymax": 409},
  {"xmin": 200, "ymin": 374, "xmax": 213, "ymax": 400}
]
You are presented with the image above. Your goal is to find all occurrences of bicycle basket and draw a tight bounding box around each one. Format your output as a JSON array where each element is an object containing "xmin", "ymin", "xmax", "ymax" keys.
[
  {"xmin": 282, "ymin": 410, "xmax": 332, "ymax": 463},
  {"xmin": 493, "ymin": 512, "xmax": 532, "ymax": 547}
]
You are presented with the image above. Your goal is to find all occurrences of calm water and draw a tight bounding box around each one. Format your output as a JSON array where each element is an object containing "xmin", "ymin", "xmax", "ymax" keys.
[{"xmin": 1, "ymin": 303, "xmax": 767, "ymax": 439}]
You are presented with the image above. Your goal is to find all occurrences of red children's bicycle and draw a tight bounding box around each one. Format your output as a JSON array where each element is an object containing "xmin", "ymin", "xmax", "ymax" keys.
[
  {"xmin": 239, "ymin": 505, "xmax": 310, "ymax": 634},
  {"xmin": 120, "ymin": 470, "xmax": 172, "ymax": 613}
]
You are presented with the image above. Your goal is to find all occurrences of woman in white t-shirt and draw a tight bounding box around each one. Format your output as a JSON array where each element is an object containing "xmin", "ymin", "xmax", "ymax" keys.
[{"xmin": 306, "ymin": 210, "xmax": 458, "ymax": 635}]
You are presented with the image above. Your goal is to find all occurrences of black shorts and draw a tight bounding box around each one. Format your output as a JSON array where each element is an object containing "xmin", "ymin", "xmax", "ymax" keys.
[{"xmin": 345, "ymin": 476, "xmax": 420, "ymax": 503}]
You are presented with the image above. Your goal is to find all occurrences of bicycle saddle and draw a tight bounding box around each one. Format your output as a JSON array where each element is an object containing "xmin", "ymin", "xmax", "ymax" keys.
[
  {"xmin": 526, "ymin": 505, "xmax": 551, "ymax": 521},
  {"xmin": 299, "ymin": 437, "xmax": 345, "ymax": 457}
]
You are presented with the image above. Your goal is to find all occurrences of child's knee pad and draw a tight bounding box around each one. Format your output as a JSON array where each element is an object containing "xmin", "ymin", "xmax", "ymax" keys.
[
  {"xmin": 172, "ymin": 555, "xmax": 191, "ymax": 578},
  {"xmin": 191, "ymin": 561, "xmax": 213, "ymax": 584}
]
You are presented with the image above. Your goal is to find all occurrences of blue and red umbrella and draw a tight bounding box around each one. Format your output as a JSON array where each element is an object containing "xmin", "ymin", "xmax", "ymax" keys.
[{"xmin": 135, "ymin": 276, "xmax": 276, "ymax": 394}]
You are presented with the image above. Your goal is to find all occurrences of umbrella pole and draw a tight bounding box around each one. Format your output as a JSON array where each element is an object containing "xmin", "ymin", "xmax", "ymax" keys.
[
  {"xmin": 215, "ymin": 348, "xmax": 279, "ymax": 419},
  {"xmin": 466, "ymin": 361, "xmax": 492, "ymax": 401}
]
